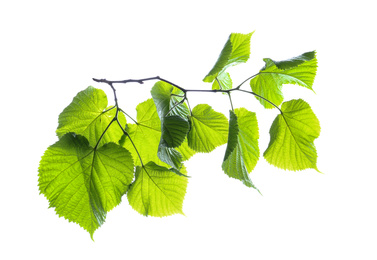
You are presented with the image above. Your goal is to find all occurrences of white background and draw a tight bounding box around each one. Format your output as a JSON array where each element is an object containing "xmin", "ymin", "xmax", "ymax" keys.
[{"xmin": 1, "ymin": 0, "xmax": 376, "ymax": 259}]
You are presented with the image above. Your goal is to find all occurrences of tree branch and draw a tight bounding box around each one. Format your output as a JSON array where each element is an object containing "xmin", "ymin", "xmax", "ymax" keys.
[{"xmin": 93, "ymin": 74, "xmax": 282, "ymax": 113}]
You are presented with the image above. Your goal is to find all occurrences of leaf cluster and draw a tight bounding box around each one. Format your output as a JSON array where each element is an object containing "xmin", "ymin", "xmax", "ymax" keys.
[{"xmin": 38, "ymin": 32, "xmax": 320, "ymax": 239}]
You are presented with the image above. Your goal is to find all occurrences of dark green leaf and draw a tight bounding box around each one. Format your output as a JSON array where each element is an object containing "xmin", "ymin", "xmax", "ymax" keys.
[
  {"xmin": 151, "ymin": 81, "xmax": 192, "ymax": 168},
  {"xmin": 222, "ymin": 109, "xmax": 260, "ymax": 189},
  {"xmin": 161, "ymin": 115, "xmax": 190, "ymax": 148}
]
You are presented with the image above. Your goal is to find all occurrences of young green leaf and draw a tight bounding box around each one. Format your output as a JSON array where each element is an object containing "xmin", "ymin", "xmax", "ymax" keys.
[
  {"xmin": 222, "ymin": 108, "xmax": 260, "ymax": 189},
  {"xmin": 203, "ymin": 32, "xmax": 254, "ymax": 82},
  {"xmin": 121, "ymin": 98, "xmax": 164, "ymax": 167},
  {"xmin": 56, "ymin": 86, "xmax": 126, "ymax": 147},
  {"xmin": 264, "ymin": 99, "xmax": 320, "ymax": 171},
  {"xmin": 212, "ymin": 72, "xmax": 233, "ymax": 91},
  {"xmin": 249, "ymin": 51, "xmax": 317, "ymax": 109},
  {"xmin": 38, "ymin": 133, "xmax": 134, "ymax": 238},
  {"xmin": 127, "ymin": 162, "xmax": 188, "ymax": 217},
  {"xmin": 188, "ymin": 104, "xmax": 228, "ymax": 153}
]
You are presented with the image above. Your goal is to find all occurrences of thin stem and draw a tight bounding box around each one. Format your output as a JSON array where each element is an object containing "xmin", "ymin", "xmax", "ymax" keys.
[
  {"xmin": 156, "ymin": 76, "xmax": 186, "ymax": 93},
  {"xmin": 238, "ymin": 89, "xmax": 282, "ymax": 113},
  {"xmin": 94, "ymin": 118, "xmax": 116, "ymax": 150},
  {"xmin": 171, "ymin": 94, "xmax": 184, "ymax": 98},
  {"xmin": 235, "ymin": 73, "xmax": 259, "ymax": 89},
  {"xmin": 165, "ymin": 96, "xmax": 187, "ymax": 117},
  {"xmin": 215, "ymin": 77, "xmax": 223, "ymax": 90},
  {"xmin": 108, "ymin": 83, "xmax": 118, "ymax": 107},
  {"xmin": 116, "ymin": 119, "xmax": 144, "ymax": 167},
  {"xmin": 119, "ymin": 108, "xmax": 138, "ymax": 124},
  {"xmin": 185, "ymin": 96, "xmax": 193, "ymax": 116},
  {"xmin": 93, "ymin": 77, "xmax": 159, "ymax": 85},
  {"xmin": 93, "ymin": 74, "xmax": 281, "ymax": 113},
  {"xmin": 102, "ymin": 106, "xmax": 116, "ymax": 114},
  {"xmin": 228, "ymin": 92, "xmax": 234, "ymax": 111}
]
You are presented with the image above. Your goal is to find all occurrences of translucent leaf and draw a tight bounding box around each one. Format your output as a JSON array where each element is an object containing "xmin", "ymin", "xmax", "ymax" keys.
[
  {"xmin": 175, "ymin": 140, "xmax": 196, "ymax": 162},
  {"xmin": 122, "ymin": 99, "xmax": 195, "ymax": 168},
  {"xmin": 250, "ymin": 51, "xmax": 317, "ymax": 109},
  {"xmin": 203, "ymin": 32, "xmax": 254, "ymax": 83},
  {"xmin": 212, "ymin": 72, "xmax": 233, "ymax": 91},
  {"xmin": 264, "ymin": 99, "xmax": 320, "ymax": 171},
  {"xmin": 56, "ymin": 86, "xmax": 126, "ymax": 147},
  {"xmin": 222, "ymin": 109, "xmax": 259, "ymax": 189},
  {"xmin": 151, "ymin": 81, "xmax": 188, "ymax": 119},
  {"xmin": 122, "ymin": 99, "xmax": 164, "ymax": 167},
  {"xmin": 127, "ymin": 162, "xmax": 188, "ymax": 217},
  {"xmin": 151, "ymin": 81, "xmax": 193, "ymax": 168},
  {"xmin": 38, "ymin": 133, "xmax": 134, "ymax": 238},
  {"xmin": 236, "ymin": 108, "xmax": 260, "ymax": 173},
  {"xmin": 188, "ymin": 104, "xmax": 228, "ymax": 153}
]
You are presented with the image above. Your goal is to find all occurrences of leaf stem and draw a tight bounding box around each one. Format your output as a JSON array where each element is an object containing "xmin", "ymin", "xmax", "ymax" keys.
[
  {"xmin": 116, "ymin": 119, "xmax": 145, "ymax": 167},
  {"xmin": 165, "ymin": 96, "xmax": 187, "ymax": 117},
  {"xmin": 238, "ymin": 89, "xmax": 282, "ymax": 113},
  {"xmin": 185, "ymin": 96, "xmax": 193, "ymax": 116},
  {"xmin": 93, "ymin": 118, "xmax": 116, "ymax": 150},
  {"xmin": 215, "ymin": 77, "xmax": 223, "ymax": 90},
  {"xmin": 228, "ymin": 92, "xmax": 234, "ymax": 111},
  {"xmin": 102, "ymin": 106, "xmax": 116, "ymax": 114},
  {"xmin": 235, "ymin": 73, "xmax": 259, "ymax": 89},
  {"xmin": 119, "ymin": 108, "xmax": 138, "ymax": 124}
]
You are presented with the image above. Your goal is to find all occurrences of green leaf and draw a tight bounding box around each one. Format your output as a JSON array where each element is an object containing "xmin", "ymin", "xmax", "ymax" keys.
[
  {"xmin": 122, "ymin": 99, "xmax": 195, "ymax": 168},
  {"xmin": 222, "ymin": 109, "xmax": 260, "ymax": 189},
  {"xmin": 56, "ymin": 86, "xmax": 126, "ymax": 147},
  {"xmin": 203, "ymin": 32, "xmax": 254, "ymax": 83},
  {"xmin": 151, "ymin": 81, "xmax": 189, "ymax": 119},
  {"xmin": 127, "ymin": 162, "xmax": 188, "ymax": 217},
  {"xmin": 170, "ymin": 87, "xmax": 190, "ymax": 118},
  {"xmin": 249, "ymin": 51, "xmax": 317, "ymax": 109},
  {"xmin": 151, "ymin": 81, "xmax": 192, "ymax": 168},
  {"xmin": 212, "ymin": 72, "xmax": 233, "ymax": 91},
  {"xmin": 157, "ymin": 146, "xmax": 183, "ymax": 169},
  {"xmin": 236, "ymin": 108, "xmax": 260, "ymax": 173},
  {"xmin": 175, "ymin": 139, "xmax": 196, "ymax": 162},
  {"xmin": 223, "ymin": 110, "xmax": 239, "ymax": 161},
  {"xmin": 161, "ymin": 115, "xmax": 190, "ymax": 148},
  {"xmin": 38, "ymin": 133, "xmax": 134, "ymax": 238},
  {"xmin": 264, "ymin": 99, "xmax": 320, "ymax": 171},
  {"xmin": 121, "ymin": 99, "xmax": 164, "ymax": 167},
  {"xmin": 188, "ymin": 104, "xmax": 228, "ymax": 153}
]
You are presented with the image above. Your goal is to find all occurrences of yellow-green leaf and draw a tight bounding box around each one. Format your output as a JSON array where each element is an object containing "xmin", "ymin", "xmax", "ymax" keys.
[
  {"xmin": 203, "ymin": 32, "xmax": 254, "ymax": 82},
  {"xmin": 264, "ymin": 99, "xmax": 320, "ymax": 171},
  {"xmin": 250, "ymin": 51, "xmax": 317, "ymax": 109},
  {"xmin": 38, "ymin": 133, "xmax": 134, "ymax": 238},
  {"xmin": 127, "ymin": 162, "xmax": 188, "ymax": 217}
]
